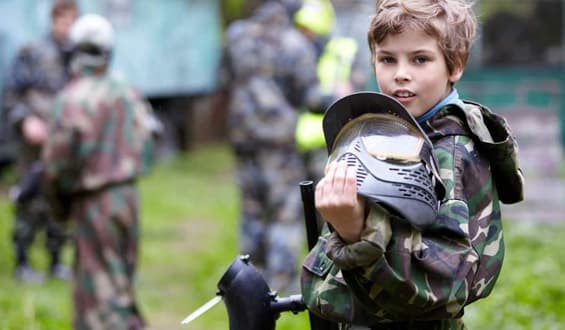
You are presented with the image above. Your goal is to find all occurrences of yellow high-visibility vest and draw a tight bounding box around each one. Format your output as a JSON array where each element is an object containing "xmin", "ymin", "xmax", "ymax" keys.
[{"xmin": 296, "ymin": 37, "xmax": 358, "ymax": 152}]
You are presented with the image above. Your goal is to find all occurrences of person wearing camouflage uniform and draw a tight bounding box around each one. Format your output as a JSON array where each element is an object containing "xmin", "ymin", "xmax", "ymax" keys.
[
  {"xmin": 302, "ymin": 0, "xmax": 524, "ymax": 329},
  {"xmin": 42, "ymin": 14, "xmax": 157, "ymax": 330},
  {"xmin": 1, "ymin": 0, "xmax": 78, "ymax": 283},
  {"xmin": 222, "ymin": 0, "xmax": 328, "ymax": 294}
]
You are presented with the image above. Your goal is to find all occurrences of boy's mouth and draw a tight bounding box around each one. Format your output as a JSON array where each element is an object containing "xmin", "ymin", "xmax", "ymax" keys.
[
  {"xmin": 393, "ymin": 90, "xmax": 416, "ymax": 102},
  {"xmin": 394, "ymin": 90, "xmax": 415, "ymax": 97}
]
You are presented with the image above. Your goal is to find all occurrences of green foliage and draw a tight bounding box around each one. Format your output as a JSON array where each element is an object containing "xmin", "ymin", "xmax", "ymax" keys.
[
  {"xmin": 464, "ymin": 221, "xmax": 565, "ymax": 330},
  {"xmin": 221, "ymin": 0, "xmax": 260, "ymax": 26},
  {"xmin": 221, "ymin": 0, "xmax": 246, "ymax": 23},
  {"xmin": 478, "ymin": 1, "xmax": 535, "ymax": 20},
  {"xmin": 0, "ymin": 143, "xmax": 564, "ymax": 329}
]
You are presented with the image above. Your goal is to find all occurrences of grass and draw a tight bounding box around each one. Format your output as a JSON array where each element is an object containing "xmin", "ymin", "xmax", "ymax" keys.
[{"xmin": 0, "ymin": 143, "xmax": 564, "ymax": 329}]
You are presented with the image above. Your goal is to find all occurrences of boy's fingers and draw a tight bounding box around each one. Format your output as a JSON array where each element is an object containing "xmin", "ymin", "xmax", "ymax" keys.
[
  {"xmin": 334, "ymin": 162, "xmax": 350, "ymax": 193},
  {"xmin": 316, "ymin": 161, "xmax": 356, "ymax": 206},
  {"xmin": 343, "ymin": 165, "xmax": 358, "ymax": 198},
  {"xmin": 315, "ymin": 176, "xmax": 325, "ymax": 203},
  {"xmin": 326, "ymin": 160, "xmax": 341, "ymax": 189}
]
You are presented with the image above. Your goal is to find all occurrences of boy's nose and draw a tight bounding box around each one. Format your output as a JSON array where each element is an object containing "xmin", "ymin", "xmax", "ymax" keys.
[{"xmin": 394, "ymin": 64, "xmax": 411, "ymax": 82}]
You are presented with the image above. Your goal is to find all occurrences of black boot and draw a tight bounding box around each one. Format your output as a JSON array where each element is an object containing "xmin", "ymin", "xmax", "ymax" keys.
[
  {"xmin": 49, "ymin": 251, "xmax": 71, "ymax": 280},
  {"xmin": 14, "ymin": 244, "xmax": 44, "ymax": 284},
  {"xmin": 15, "ymin": 263, "xmax": 45, "ymax": 284}
]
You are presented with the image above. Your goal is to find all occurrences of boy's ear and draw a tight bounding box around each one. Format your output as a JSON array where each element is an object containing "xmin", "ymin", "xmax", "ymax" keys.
[{"xmin": 449, "ymin": 65, "xmax": 464, "ymax": 84}]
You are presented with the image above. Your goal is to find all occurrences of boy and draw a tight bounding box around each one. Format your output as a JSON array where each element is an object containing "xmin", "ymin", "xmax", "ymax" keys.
[
  {"xmin": 301, "ymin": 0, "xmax": 524, "ymax": 329},
  {"xmin": 42, "ymin": 14, "xmax": 158, "ymax": 329},
  {"xmin": 2, "ymin": 0, "xmax": 78, "ymax": 283}
]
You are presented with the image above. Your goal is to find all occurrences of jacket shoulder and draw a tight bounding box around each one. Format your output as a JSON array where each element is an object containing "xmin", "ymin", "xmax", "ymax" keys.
[{"xmin": 434, "ymin": 100, "xmax": 524, "ymax": 204}]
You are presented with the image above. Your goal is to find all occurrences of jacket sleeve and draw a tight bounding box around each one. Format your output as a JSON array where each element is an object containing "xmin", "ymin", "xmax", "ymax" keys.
[
  {"xmin": 41, "ymin": 95, "xmax": 79, "ymax": 220},
  {"xmin": 325, "ymin": 133, "xmax": 500, "ymax": 320},
  {"xmin": 2, "ymin": 46, "xmax": 37, "ymax": 127}
]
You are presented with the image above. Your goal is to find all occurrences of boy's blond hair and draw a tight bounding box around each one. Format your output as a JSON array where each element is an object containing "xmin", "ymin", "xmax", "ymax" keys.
[{"xmin": 368, "ymin": 0, "xmax": 476, "ymax": 75}]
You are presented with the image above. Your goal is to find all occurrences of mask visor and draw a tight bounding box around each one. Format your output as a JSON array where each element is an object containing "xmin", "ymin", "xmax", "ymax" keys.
[{"xmin": 328, "ymin": 113, "xmax": 426, "ymax": 166}]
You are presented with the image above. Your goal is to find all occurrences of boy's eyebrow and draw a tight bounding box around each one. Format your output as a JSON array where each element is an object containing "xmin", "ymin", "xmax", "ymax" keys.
[
  {"xmin": 411, "ymin": 49, "xmax": 436, "ymax": 55},
  {"xmin": 374, "ymin": 49, "xmax": 394, "ymax": 55},
  {"xmin": 375, "ymin": 48, "xmax": 437, "ymax": 56}
]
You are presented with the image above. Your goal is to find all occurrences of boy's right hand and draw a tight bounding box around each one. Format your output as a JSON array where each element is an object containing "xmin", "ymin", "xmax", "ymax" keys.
[
  {"xmin": 315, "ymin": 161, "xmax": 366, "ymax": 243},
  {"xmin": 22, "ymin": 115, "xmax": 48, "ymax": 145}
]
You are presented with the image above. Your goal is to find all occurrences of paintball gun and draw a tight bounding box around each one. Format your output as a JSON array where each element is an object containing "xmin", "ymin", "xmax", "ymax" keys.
[
  {"xmin": 181, "ymin": 254, "xmax": 306, "ymax": 329},
  {"xmin": 180, "ymin": 181, "xmax": 339, "ymax": 329}
]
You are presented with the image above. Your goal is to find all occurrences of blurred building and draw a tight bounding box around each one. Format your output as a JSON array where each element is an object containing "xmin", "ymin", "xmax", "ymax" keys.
[
  {"xmin": 0, "ymin": 0, "xmax": 223, "ymax": 163},
  {"xmin": 1, "ymin": 0, "xmax": 564, "ymax": 164}
]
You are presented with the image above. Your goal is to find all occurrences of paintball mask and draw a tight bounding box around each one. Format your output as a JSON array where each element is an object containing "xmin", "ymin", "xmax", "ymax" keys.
[
  {"xmin": 323, "ymin": 92, "xmax": 445, "ymax": 231},
  {"xmin": 69, "ymin": 14, "xmax": 114, "ymax": 70}
]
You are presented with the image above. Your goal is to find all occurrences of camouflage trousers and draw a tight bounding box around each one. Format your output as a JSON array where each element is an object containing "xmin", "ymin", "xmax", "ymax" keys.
[
  {"xmin": 12, "ymin": 148, "xmax": 68, "ymax": 263},
  {"xmin": 12, "ymin": 195, "xmax": 68, "ymax": 257},
  {"xmin": 71, "ymin": 183, "xmax": 144, "ymax": 330},
  {"xmin": 234, "ymin": 148, "xmax": 306, "ymax": 294}
]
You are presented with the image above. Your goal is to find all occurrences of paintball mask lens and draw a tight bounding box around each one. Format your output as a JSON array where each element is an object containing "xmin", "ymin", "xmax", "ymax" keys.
[{"xmin": 327, "ymin": 113, "xmax": 426, "ymax": 166}]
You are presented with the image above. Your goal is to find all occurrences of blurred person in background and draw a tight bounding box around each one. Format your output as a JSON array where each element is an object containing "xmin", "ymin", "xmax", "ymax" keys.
[
  {"xmin": 294, "ymin": 0, "xmax": 367, "ymax": 183},
  {"xmin": 1, "ymin": 0, "xmax": 78, "ymax": 283},
  {"xmin": 42, "ymin": 13, "xmax": 159, "ymax": 330},
  {"xmin": 221, "ymin": 0, "xmax": 329, "ymax": 294}
]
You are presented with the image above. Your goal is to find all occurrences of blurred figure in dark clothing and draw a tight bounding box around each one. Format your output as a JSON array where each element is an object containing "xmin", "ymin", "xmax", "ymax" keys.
[
  {"xmin": 1, "ymin": 0, "xmax": 78, "ymax": 283},
  {"xmin": 221, "ymin": 0, "xmax": 327, "ymax": 294}
]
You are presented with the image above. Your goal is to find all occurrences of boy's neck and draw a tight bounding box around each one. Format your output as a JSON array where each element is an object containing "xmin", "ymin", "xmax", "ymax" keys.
[{"xmin": 416, "ymin": 88, "xmax": 463, "ymax": 124}]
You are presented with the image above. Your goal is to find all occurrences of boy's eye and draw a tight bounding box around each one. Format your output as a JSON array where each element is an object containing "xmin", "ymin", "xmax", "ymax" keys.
[
  {"xmin": 379, "ymin": 56, "xmax": 395, "ymax": 64},
  {"xmin": 414, "ymin": 56, "xmax": 428, "ymax": 64}
]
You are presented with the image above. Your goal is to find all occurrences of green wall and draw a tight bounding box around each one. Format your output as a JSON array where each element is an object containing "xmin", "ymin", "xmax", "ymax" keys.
[{"xmin": 458, "ymin": 69, "xmax": 565, "ymax": 146}]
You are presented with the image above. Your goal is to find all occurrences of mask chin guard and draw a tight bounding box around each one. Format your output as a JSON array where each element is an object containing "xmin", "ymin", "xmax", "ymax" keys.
[{"xmin": 335, "ymin": 137, "xmax": 440, "ymax": 231}]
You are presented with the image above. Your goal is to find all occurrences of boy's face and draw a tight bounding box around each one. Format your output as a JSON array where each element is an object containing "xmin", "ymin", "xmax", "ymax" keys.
[
  {"xmin": 372, "ymin": 27, "xmax": 463, "ymax": 118},
  {"xmin": 52, "ymin": 9, "xmax": 78, "ymax": 44}
]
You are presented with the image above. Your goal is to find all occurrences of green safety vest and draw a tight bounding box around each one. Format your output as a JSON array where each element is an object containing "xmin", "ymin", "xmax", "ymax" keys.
[{"xmin": 296, "ymin": 37, "xmax": 358, "ymax": 152}]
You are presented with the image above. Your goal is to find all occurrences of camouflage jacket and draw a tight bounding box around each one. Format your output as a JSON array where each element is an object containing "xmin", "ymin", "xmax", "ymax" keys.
[
  {"xmin": 2, "ymin": 34, "xmax": 71, "ymax": 127},
  {"xmin": 1, "ymin": 34, "xmax": 72, "ymax": 166},
  {"xmin": 222, "ymin": 2, "xmax": 326, "ymax": 153},
  {"xmin": 301, "ymin": 101, "xmax": 524, "ymax": 329},
  {"xmin": 42, "ymin": 70, "xmax": 156, "ymax": 201}
]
